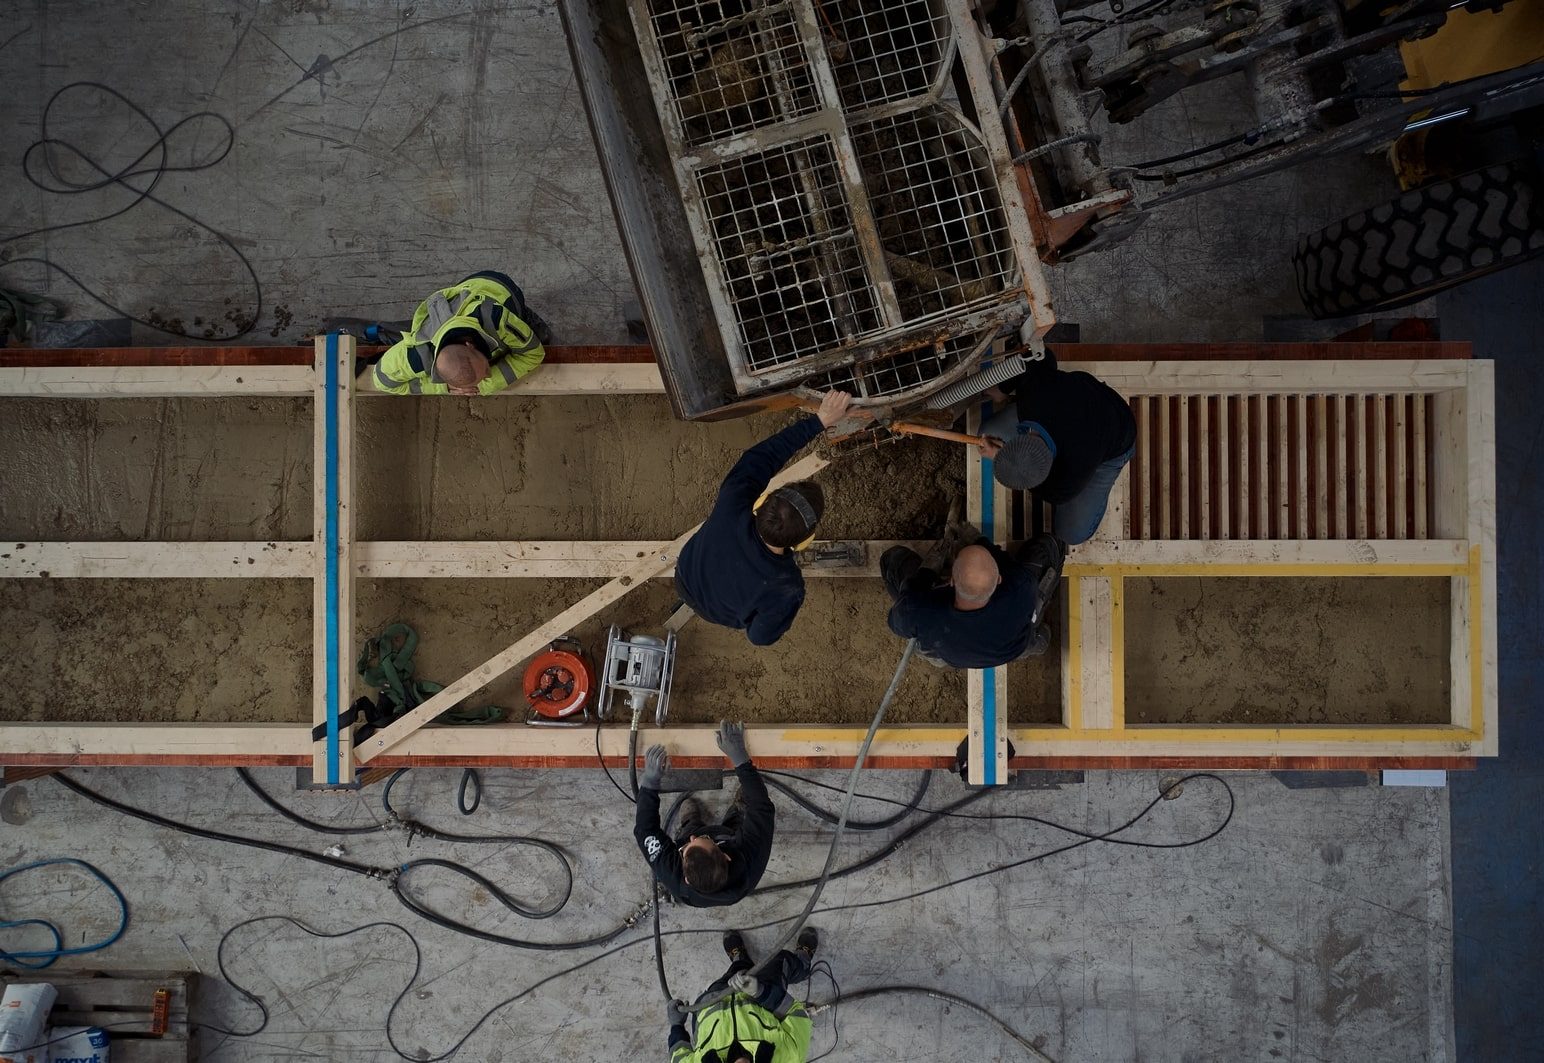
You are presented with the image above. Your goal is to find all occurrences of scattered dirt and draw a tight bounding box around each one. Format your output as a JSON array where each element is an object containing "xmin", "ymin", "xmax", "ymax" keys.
[
  {"xmin": 0, "ymin": 397, "xmax": 1449, "ymax": 730},
  {"xmin": 1124, "ymin": 576, "xmax": 1450, "ymax": 724}
]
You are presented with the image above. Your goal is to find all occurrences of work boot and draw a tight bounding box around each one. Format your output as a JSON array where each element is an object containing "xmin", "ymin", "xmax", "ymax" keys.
[
  {"xmin": 676, "ymin": 796, "xmax": 708, "ymax": 838},
  {"xmin": 525, "ymin": 307, "xmax": 555, "ymax": 346},
  {"xmin": 723, "ymin": 931, "xmax": 751, "ymax": 964},
  {"xmin": 797, "ymin": 927, "xmax": 820, "ymax": 961}
]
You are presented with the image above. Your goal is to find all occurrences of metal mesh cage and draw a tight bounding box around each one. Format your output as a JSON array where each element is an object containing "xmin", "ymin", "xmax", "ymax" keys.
[
  {"xmin": 696, "ymin": 135, "xmax": 884, "ymax": 372},
  {"xmin": 644, "ymin": 0, "xmax": 822, "ymax": 146},
  {"xmin": 802, "ymin": 330, "xmax": 985, "ymax": 399},
  {"xmin": 853, "ymin": 108, "xmax": 1015, "ymax": 323},
  {"xmin": 820, "ymin": 0, "xmax": 953, "ymax": 112}
]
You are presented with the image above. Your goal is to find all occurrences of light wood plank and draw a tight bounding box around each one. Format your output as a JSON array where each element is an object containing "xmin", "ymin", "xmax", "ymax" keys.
[
  {"xmin": 0, "ymin": 365, "xmax": 312, "ymax": 397},
  {"xmin": 1088, "ymin": 359, "xmax": 1470, "ymax": 395},
  {"xmin": 1414, "ymin": 393, "xmax": 1429, "ymax": 538},
  {"xmin": 1177, "ymin": 396, "xmax": 1191, "ymax": 539},
  {"xmin": 1373, "ymin": 395, "xmax": 1388, "ymax": 539},
  {"xmin": 312, "ymin": 335, "xmax": 356, "ymax": 784},
  {"xmin": 1293, "ymin": 395, "xmax": 1309, "ymax": 540},
  {"xmin": 1066, "ymin": 538, "xmax": 1468, "ymax": 567},
  {"xmin": 354, "ymin": 450, "xmax": 830, "ymax": 762},
  {"xmin": 1393, "ymin": 394, "xmax": 1409, "ymax": 538},
  {"xmin": 1218, "ymin": 396, "xmax": 1232, "ymax": 539},
  {"xmin": 1197, "ymin": 396, "xmax": 1210, "ymax": 540},
  {"xmin": 1354, "ymin": 396, "xmax": 1369, "ymax": 538},
  {"xmin": 964, "ymin": 403, "xmax": 1010, "ymax": 786},
  {"xmin": 0, "ymin": 542, "xmax": 312, "ymax": 578},
  {"xmin": 1335, "ymin": 395, "xmax": 1349, "ymax": 539},
  {"xmin": 1274, "ymin": 394, "xmax": 1289, "ymax": 538},
  {"xmin": 1253, "ymin": 395, "xmax": 1269, "ymax": 539},
  {"xmin": 1313, "ymin": 394, "xmax": 1328, "ymax": 540},
  {"xmin": 1157, "ymin": 395, "xmax": 1172, "ymax": 539}
]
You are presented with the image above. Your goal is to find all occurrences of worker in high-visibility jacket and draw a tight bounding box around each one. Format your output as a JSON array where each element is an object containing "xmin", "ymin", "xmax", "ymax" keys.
[
  {"xmin": 666, "ymin": 927, "xmax": 820, "ymax": 1063},
  {"xmin": 369, "ymin": 271, "xmax": 549, "ymax": 395}
]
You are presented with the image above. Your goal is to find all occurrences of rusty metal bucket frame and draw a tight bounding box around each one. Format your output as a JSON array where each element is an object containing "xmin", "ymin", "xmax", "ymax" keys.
[{"xmin": 622, "ymin": 0, "xmax": 1055, "ymax": 407}]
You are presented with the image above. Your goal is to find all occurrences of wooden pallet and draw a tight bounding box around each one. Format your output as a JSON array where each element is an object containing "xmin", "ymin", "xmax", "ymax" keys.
[{"xmin": 0, "ymin": 973, "xmax": 194, "ymax": 1063}]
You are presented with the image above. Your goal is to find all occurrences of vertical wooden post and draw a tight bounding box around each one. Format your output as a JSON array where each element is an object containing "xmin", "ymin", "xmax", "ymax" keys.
[
  {"xmin": 965, "ymin": 402, "xmax": 1009, "ymax": 786},
  {"xmin": 313, "ymin": 334, "xmax": 355, "ymax": 785}
]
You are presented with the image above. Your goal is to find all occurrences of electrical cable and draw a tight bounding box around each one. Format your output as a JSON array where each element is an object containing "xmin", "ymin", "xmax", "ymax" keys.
[
  {"xmin": 597, "ymin": 719, "xmax": 637, "ymax": 803},
  {"xmin": 825, "ymin": 986, "xmax": 1056, "ymax": 1063},
  {"xmin": 762, "ymin": 769, "xmax": 932, "ymax": 832},
  {"xmin": 236, "ymin": 767, "xmax": 387, "ymax": 835},
  {"xmin": 749, "ymin": 638, "xmax": 915, "ymax": 980},
  {"xmin": 198, "ymin": 774, "xmax": 1230, "ymax": 1061},
  {"xmin": 0, "ymin": 857, "xmax": 129, "ymax": 969},
  {"xmin": 0, "ymin": 82, "xmax": 262, "ymax": 341},
  {"xmin": 456, "ymin": 768, "xmax": 482, "ymax": 816}
]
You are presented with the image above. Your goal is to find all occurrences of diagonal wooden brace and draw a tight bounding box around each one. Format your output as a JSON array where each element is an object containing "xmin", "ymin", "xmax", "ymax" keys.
[{"xmin": 352, "ymin": 449, "xmax": 831, "ymax": 762}]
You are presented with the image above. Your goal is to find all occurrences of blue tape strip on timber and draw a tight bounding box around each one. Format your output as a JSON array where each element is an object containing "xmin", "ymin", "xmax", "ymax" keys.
[
  {"xmin": 325, "ymin": 332, "xmax": 341, "ymax": 785},
  {"xmin": 979, "ymin": 394, "xmax": 998, "ymax": 786}
]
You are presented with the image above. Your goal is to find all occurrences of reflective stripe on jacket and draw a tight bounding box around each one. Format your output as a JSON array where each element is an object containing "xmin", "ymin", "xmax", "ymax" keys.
[
  {"xmin": 670, "ymin": 994, "xmax": 813, "ymax": 1063},
  {"xmin": 370, "ymin": 276, "xmax": 545, "ymax": 395}
]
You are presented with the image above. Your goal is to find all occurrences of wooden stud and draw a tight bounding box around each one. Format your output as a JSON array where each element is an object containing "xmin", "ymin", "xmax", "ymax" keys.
[
  {"xmin": 964, "ymin": 402, "xmax": 1010, "ymax": 786},
  {"xmin": 1253, "ymin": 395, "xmax": 1269, "ymax": 539},
  {"xmin": 1313, "ymin": 394, "xmax": 1328, "ymax": 540},
  {"xmin": 1373, "ymin": 395, "xmax": 1388, "ymax": 540},
  {"xmin": 1157, "ymin": 395, "xmax": 1172, "ymax": 539},
  {"xmin": 312, "ymin": 334, "xmax": 356, "ymax": 785},
  {"xmin": 1177, "ymin": 396, "xmax": 1191, "ymax": 539},
  {"xmin": 1353, "ymin": 395, "xmax": 1369, "ymax": 538},
  {"xmin": 1197, "ymin": 395, "xmax": 1211, "ymax": 540},
  {"xmin": 1414, "ymin": 393, "xmax": 1429, "ymax": 539},
  {"xmin": 1218, "ymin": 396, "xmax": 1232, "ymax": 539},
  {"xmin": 1293, "ymin": 395, "xmax": 1308, "ymax": 540},
  {"xmin": 1393, "ymin": 393, "xmax": 1409, "ymax": 538}
]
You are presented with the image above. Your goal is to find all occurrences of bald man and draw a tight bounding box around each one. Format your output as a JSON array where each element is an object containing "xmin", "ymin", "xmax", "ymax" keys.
[
  {"xmin": 370, "ymin": 271, "xmax": 549, "ymax": 395},
  {"xmin": 881, "ymin": 532, "xmax": 1062, "ymax": 668}
]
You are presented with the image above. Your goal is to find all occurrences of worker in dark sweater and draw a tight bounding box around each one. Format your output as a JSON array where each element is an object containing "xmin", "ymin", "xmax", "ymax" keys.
[
  {"xmin": 977, "ymin": 350, "xmax": 1137, "ymax": 545},
  {"xmin": 674, "ymin": 390, "xmax": 852, "ymax": 645},
  {"xmin": 635, "ymin": 722, "xmax": 775, "ymax": 907},
  {"xmin": 882, "ymin": 532, "xmax": 1063, "ymax": 668}
]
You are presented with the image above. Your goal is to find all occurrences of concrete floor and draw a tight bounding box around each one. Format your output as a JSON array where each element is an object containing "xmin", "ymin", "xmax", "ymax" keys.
[
  {"xmin": 0, "ymin": 2, "xmax": 1474, "ymax": 1061},
  {"xmin": 2, "ymin": 768, "xmax": 1454, "ymax": 1062}
]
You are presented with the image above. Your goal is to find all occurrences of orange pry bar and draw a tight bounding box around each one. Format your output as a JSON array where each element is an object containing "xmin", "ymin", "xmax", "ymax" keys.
[{"xmin": 889, "ymin": 422, "xmax": 989, "ymax": 447}]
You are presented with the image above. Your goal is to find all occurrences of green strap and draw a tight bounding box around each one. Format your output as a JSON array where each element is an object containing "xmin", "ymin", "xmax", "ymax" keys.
[{"xmin": 357, "ymin": 624, "xmax": 505, "ymax": 726}]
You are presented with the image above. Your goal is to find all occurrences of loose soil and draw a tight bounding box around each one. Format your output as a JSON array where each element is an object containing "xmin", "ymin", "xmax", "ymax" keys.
[{"xmin": 1124, "ymin": 576, "xmax": 1450, "ymax": 724}]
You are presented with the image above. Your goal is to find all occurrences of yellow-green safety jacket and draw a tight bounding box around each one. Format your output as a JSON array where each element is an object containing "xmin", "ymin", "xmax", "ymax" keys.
[
  {"xmin": 670, "ymin": 992, "xmax": 813, "ymax": 1063},
  {"xmin": 371, "ymin": 276, "xmax": 545, "ymax": 395}
]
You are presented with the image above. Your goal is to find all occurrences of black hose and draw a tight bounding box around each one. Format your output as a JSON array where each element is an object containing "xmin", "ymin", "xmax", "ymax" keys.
[
  {"xmin": 54, "ymin": 774, "xmax": 384, "ymax": 879},
  {"xmin": 833, "ymin": 986, "xmax": 1055, "ymax": 1062},
  {"xmin": 456, "ymin": 768, "xmax": 482, "ymax": 816},
  {"xmin": 236, "ymin": 767, "xmax": 386, "ymax": 836},
  {"xmin": 762, "ymin": 770, "xmax": 932, "ymax": 832}
]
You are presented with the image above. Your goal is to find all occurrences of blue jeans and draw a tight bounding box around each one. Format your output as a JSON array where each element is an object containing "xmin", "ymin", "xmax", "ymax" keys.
[{"xmin": 983, "ymin": 406, "xmax": 1134, "ymax": 545}]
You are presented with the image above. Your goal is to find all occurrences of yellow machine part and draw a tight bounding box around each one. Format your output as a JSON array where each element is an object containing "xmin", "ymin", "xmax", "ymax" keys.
[
  {"xmin": 1399, "ymin": 2, "xmax": 1544, "ymax": 91},
  {"xmin": 1390, "ymin": 1, "xmax": 1544, "ymax": 187}
]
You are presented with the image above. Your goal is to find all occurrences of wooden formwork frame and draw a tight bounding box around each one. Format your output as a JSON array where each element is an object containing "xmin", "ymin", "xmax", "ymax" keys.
[{"xmin": 0, "ymin": 343, "xmax": 1495, "ymax": 774}]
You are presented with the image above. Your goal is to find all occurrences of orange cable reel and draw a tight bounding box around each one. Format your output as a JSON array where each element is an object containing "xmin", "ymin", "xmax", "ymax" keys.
[{"xmin": 522, "ymin": 636, "xmax": 596, "ymax": 726}]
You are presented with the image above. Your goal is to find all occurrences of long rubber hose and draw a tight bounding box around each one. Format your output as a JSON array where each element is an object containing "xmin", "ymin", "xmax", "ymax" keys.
[
  {"xmin": 830, "ymin": 985, "xmax": 1056, "ymax": 1062},
  {"xmin": 752, "ymin": 638, "xmax": 915, "ymax": 978}
]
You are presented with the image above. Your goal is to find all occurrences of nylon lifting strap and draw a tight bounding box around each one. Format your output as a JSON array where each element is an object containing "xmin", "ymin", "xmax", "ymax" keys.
[{"xmin": 310, "ymin": 624, "xmax": 504, "ymax": 741}]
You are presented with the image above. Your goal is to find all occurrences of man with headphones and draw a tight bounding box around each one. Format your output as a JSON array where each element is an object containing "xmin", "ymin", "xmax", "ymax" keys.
[{"xmin": 674, "ymin": 390, "xmax": 852, "ymax": 646}]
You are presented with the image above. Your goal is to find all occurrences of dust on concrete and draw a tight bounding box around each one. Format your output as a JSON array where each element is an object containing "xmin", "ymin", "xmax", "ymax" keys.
[{"xmin": 1123, "ymin": 576, "xmax": 1450, "ymax": 724}]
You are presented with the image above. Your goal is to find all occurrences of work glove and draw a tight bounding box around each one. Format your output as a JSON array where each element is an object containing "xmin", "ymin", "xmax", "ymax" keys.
[
  {"xmin": 728, "ymin": 971, "xmax": 761, "ymax": 998},
  {"xmin": 666, "ymin": 998, "xmax": 690, "ymax": 1027},
  {"xmin": 716, "ymin": 720, "xmax": 751, "ymax": 768},
  {"xmin": 641, "ymin": 744, "xmax": 669, "ymax": 790}
]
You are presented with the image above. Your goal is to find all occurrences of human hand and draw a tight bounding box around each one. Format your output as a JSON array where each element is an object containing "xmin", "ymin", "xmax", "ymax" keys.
[
  {"xmin": 729, "ymin": 971, "xmax": 761, "ymax": 997},
  {"xmin": 447, "ymin": 384, "xmax": 480, "ymax": 396},
  {"xmin": 815, "ymin": 390, "xmax": 853, "ymax": 428},
  {"xmin": 666, "ymin": 998, "xmax": 690, "ymax": 1026},
  {"xmin": 978, "ymin": 435, "xmax": 1005, "ymax": 459},
  {"xmin": 641, "ymin": 744, "xmax": 669, "ymax": 790},
  {"xmin": 716, "ymin": 720, "xmax": 750, "ymax": 767}
]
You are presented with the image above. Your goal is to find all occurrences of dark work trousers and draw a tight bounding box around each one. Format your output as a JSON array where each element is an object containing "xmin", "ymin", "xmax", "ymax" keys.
[{"xmin": 694, "ymin": 949, "xmax": 812, "ymax": 1006}]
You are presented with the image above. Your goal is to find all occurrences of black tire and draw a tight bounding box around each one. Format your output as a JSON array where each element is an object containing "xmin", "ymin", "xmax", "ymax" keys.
[{"xmin": 1293, "ymin": 161, "xmax": 1544, "ymax": 319}]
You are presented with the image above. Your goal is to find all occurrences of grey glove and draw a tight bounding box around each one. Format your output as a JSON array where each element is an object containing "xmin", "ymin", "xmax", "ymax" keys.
[
  {"xmin": 729, "ymin": 971, "xmax": 761, "ymax": 997},
  {"xmin": 666, "ymin": 998, "xmax": 690, "ymax": 1026},
  {"xmin": 641, "ymin": 744, "xmax": 669, "ymax": 790},
  {"xmin": 716, "ymin": 720, "xmax": 750, "ymax": 767}
]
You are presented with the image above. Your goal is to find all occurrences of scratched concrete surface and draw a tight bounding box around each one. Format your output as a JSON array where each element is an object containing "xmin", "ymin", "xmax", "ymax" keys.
[
  {"xmin": 0, "ymin": 2, "xmax": 1458, "ymax": 1060},
  {"xmin": 0, "ymin": 769, "xmax": 1453, "ymax": 1062}
]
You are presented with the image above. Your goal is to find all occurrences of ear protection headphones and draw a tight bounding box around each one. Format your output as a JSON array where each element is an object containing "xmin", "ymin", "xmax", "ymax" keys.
[{"xmin": 753, "ymin": 487, "xmax": 819, "ymax": 551}]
